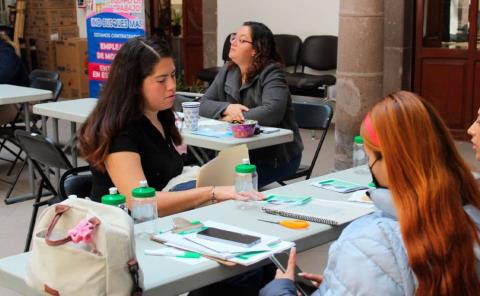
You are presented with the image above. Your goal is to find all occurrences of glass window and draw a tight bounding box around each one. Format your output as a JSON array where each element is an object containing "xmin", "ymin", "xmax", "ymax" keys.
[{"xmin": 423, "ymin": 0, "xmax": 470, "ymax": 49}]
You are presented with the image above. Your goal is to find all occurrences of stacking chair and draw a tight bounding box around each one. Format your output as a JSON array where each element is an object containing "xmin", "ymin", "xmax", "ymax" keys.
[
  {"xmin": 14, "ymin": 130, "xmax": 73, "ymax": 251},
  {"xmin": 274, "ymin": 34, "xmax": 302, "ymax": 71},
  {"xmin": 277, "ymin": 101, "xmax": 334, "ymax": 185},
  {"xmin": 196, "ymin": 34, "xmax": 232, "ymax": 85},
  {"xmin": 285, "ymin": 35, "xmax": 337, "ymax": 98},
  {"xmin": 29, "ymin": 69, "xmax": 60, "ymax": 82},
  {"xmin": 58, "ymin": 165, "xmax": 92, "ymax": 201}
]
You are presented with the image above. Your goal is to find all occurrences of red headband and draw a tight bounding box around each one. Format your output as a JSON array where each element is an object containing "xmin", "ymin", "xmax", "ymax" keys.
[{"xmin": 363, "ymin": 113, "xmax": 380, "ymax": 146}]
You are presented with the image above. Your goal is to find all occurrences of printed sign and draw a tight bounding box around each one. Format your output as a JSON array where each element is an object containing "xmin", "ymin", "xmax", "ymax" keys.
[{"xmin": 86, "ymin": 0, "xmax": 145, "ymax": 97}]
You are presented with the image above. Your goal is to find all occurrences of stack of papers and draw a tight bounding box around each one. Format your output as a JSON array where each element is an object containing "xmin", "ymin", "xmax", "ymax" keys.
[
  {"xmin": 264, "ymin": 194, "xmax": 312, "ymax": 206},
  {"xmin": 311, "ymin": 178, "xmax": 370, "ymax": 193},
  {"xmin": 152, "ymin": 221, "xmax": 294, "ymax": 266}
]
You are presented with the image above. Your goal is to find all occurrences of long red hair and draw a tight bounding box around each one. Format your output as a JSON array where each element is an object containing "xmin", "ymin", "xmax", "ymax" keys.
[{"xmin": 360, "ymin": 91, "xmax": 480, "ymax": 295}]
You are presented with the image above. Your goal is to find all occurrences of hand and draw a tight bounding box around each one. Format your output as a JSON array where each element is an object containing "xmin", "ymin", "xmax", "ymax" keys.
[
  {"xmin": 298, "ymin": 272, "xmax": 323, "ymax": 288},
  {"xmin": 274, "ymin": 247, "xmax": 297, "ymax": 281},
  {"xmin": 213, "ymin": 186, "xmax": 265, "ymax": 202},
  {"xmin": 223, "ymin": 104, "xmax": 249, "ymax": 122}
]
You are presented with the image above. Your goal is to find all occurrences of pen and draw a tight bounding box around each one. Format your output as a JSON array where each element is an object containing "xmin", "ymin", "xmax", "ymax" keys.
[{"xmin": 144, "ymin": 248, "xmax": 201, "ymax": 258}]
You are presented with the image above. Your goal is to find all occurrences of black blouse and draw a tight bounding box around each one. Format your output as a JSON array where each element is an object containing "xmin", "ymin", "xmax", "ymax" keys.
[{"xmin": 90, "ymin": 115, "xmax": 183, "ymax": 201}]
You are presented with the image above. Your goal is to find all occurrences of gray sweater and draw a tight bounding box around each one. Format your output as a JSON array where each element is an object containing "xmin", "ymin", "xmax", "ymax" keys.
[{"xmin": 199, "ymin": 63, "xmax": 303, "ymax": 167}]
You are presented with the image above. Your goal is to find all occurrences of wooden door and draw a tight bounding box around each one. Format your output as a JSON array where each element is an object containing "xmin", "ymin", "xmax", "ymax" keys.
[
  {"xmin": 182, "ymin": 0, "xmax": 203, "ymax": 85},
  {"xmin": 414, "ymin": 0, "xmax": 478, "ymax": 138}
]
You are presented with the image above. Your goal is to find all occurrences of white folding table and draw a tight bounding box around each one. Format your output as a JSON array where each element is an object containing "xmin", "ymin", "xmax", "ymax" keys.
[
  {"xmin": 0, "ymin": 167, "xmax": 373, "ymax": 295},
  {"xmin": 0, "ymin": 84, "xmax": 52, "ymax": 204}
]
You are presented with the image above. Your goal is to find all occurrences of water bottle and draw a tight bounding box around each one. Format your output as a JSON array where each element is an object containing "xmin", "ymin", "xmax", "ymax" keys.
[
  {"xmin": 131, "ymin": 180, "xmax": 158, "ymax": 235},
  {"xmin": 101, "ymin": 187, "xmax": 128, "ymax": 213},
  {"xmin": 235, "ymin": 160, "xmax": 258, "ymax": 209},
  {"xmin": 353, "ymin": 135, "xmax": 368, "ymax": 174}
]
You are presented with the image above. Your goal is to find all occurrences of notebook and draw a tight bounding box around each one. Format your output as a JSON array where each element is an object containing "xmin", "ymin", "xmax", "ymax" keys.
[{"xmin": 262, "ymin": 198, "xmax": 375, "ymax": 226}]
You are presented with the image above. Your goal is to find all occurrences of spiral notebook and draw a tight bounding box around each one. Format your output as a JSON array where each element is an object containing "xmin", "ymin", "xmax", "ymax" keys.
[{"xmin": 261, "ymin": 198, "xmax": 375, "ymax": 226}]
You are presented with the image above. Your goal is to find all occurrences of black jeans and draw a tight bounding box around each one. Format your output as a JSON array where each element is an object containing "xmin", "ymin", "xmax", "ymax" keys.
[{"xmin": 187, "ymin": 263, "xmax": 277, "ymax": 296}]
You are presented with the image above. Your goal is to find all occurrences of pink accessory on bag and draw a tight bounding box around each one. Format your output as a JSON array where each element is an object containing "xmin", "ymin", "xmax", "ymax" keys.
[{"xmin": 68, "ymin": 218, "xmax": 96, "ymax": 244}]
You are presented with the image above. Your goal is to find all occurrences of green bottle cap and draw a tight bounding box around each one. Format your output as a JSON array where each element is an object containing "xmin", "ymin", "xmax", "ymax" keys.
[
  {"xmin": 101, "ymin": 187, "xmax": 126, "ymax": 205},
  {"xmin": 132, "ymin": 180, "xmax": 156, "ymax": 198},
  {"xmin": 235, "ymin": 163, "xmax": 256, "ymax": 173},
  {"xmin": 354, "ymin": 135, "xmax": 363, "ymax": 144}
]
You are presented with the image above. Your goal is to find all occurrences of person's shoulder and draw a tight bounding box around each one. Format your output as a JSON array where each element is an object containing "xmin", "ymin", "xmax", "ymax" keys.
[{"xmin": 259, "ymin": 62, "xmax": 285, "ymax": 81}]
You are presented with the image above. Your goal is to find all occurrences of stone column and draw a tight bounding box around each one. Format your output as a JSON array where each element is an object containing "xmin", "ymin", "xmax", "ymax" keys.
[
  {"xmin": 383, "ymin": 0, "xmax": 414, "ymax": 94},
  {"xmin": 334, "ymin": 0, "xmax": 384, "ymax": 170},
  {"xmin": 202, "ymin": 0, "xmax": 217, "ymax": 68}
]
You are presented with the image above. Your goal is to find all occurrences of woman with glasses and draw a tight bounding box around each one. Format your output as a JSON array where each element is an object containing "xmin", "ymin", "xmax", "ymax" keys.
[
  {"xmin": 199, "ymin": 21, "xmax": 303, "ymax": 188},
  {"xmin": 261, "ymin": 91, "xmax": 480, "ymax": 295}
]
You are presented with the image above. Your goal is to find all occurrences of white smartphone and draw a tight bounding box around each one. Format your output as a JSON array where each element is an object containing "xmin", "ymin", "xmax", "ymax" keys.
[{"xmin": 196, "ymin": 227, "xmax": 261, "ymax": 248}]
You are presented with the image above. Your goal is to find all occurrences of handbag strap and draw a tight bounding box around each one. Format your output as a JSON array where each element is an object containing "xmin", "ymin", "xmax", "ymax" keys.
[
  {"xmin": 128, "ymin": 259, "xmax": 143, "ymax": 296},
  {"xmin": 45, "ymin": 204, "xmax": 101, "ymax": 246}
]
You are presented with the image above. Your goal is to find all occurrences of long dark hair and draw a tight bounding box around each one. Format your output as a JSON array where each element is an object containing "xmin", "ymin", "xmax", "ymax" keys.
[
  {"xmin": 79, "ymin": 37, "xmax": 182, "ymax": 171},
  {"xmin": 230, "ymin": 21, "xmax": 281, "ymax": 82}
]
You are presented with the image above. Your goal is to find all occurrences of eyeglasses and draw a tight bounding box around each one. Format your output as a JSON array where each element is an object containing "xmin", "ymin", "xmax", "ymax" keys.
[{"xmin": 230, "ymin": 33, "xmax": 253, "ymax": 45}]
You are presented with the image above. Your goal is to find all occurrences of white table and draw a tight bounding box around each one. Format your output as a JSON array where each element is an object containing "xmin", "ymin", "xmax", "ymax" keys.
[
  {"xmin": 0, "ymin": 168, "xmax": 373, "ymax": 295},
  {"xmin": 0, "ymin": 84, "xmax": 52, "ymax": 204},
  {"xmin": 32, "ymin": 98, "xmax": 294, "ymax": 165}
]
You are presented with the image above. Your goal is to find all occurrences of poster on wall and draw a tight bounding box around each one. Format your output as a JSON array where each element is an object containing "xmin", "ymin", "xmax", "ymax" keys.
[{"xmin": 86, "ymin": 0, "xmax": 145, "ymax": 98}]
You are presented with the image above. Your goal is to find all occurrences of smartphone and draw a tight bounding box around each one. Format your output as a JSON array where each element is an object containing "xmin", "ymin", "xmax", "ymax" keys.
[
  {"xmin": 270, "ymin": 252, "xmax": 317, "ymax": 296},
  {"xmin": 196, "ymin": 227, "xmax": 261, "ymax": 248}
]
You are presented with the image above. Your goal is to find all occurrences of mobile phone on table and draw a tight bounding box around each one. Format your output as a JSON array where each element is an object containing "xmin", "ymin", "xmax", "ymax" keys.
[
  {"xmin": 196, "ymin": 227, "xmax": 261, "ymax": 248},
  {"xmin": 270, "ymin": 252, "xmax": 317, "ymax": 296}
]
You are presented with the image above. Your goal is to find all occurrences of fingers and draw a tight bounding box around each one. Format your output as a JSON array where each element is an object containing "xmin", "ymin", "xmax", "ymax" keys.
[
  {"xmin": 298, "ymin": 272, "xmax": 323, "ymax": 288},
  {"xmin": 288, "ymin": 247, "xmax": 297, "ymax": 268}
]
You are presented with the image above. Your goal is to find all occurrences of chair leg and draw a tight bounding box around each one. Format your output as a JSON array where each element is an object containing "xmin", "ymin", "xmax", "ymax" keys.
[
  {"xmin": 6, "ymin": 148, "xmax": 24, "ymax": 176},
  {"xmin": 277, "ymin": 181, "xmax": 287, "ymax": 186},
  {"xmin": 4, "ymin": 160, "xmax": 27, "ymax": 202},
  {"xmin": 24, "ymin": 184, "xmax": 43, "ymax": 252}
]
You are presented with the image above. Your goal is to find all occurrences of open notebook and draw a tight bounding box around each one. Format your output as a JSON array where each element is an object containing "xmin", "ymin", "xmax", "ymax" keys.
[{"xmin": 262, "ymin": 198, "xmax": 376, "ymax": 226}]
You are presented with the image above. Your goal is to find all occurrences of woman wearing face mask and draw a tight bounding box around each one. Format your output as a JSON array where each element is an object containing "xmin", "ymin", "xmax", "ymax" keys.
[
  {"xmin": 261, "ymin": 91, "xmax": 480, "ymax": 295},
  {"xmin": 199, "ymin": 21, "xmax": 303, "ymax": 188}
]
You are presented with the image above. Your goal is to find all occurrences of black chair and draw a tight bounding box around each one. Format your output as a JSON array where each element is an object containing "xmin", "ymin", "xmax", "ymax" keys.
[
  {"xmin": 274, "ymin": 34, "xmax": 302, "ymax": 71},
  {"xmin": 14, "ymin": 130, "xmax": 73, "ymax": 251},
  {"xmin": 278, "ymin": 101, "xmax": 334, "ymax": 185},
  {"xmin": 285, "ymin": 36, "xmax": 337, "ymax": 98},
  {"xmin": 58, "ymin": 166, "xmax": 92, "ymax": 200},
  {"xmin": 29, "ymin": 69, "xmax": 60, "ymax": 82},
  {"xmin": 196, "ymin": 34, "xmax": 232, "ymax": 85}
]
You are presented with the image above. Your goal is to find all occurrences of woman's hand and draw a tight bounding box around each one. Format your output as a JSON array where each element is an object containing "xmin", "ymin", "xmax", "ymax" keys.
[
  {"xmin": 222, "ymin": 104, "xmax": 249, "ymax": 122},
  {"xmin": 298, "ymin": 272, "xmax": 323, "ymax": 288},
  {"xmin": 274, "ymin": 247, "xmax": 297, "ymax": 281},
  {"xmin": 213, "ymin": 186, "xmax": 264, "ymax": 202}
]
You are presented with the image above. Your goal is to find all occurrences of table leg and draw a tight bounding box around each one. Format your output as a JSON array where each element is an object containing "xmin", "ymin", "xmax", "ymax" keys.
[
  {"xmin": 41, "ymin": 115, "xmax": 47, "ymax": 136},
  {"xmin": 24, "ymin": 102, "xmax": 34, "ymax": 195},
  {"xmin": 70, "ymin": 122, "xmax": 77, "ymax": 167},
  {"xmin": 52, "ymin": 118, "xmax": 60, "ymax": 180},
  {"xmin": 188, "ymin": 146, "xmax": 206, "ymax": 166}
]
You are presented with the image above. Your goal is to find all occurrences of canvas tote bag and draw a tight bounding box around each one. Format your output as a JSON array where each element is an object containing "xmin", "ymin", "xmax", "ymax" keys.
[{"xmin": 26, "ymin": 198, "xmax": 142, "ymax": 296}]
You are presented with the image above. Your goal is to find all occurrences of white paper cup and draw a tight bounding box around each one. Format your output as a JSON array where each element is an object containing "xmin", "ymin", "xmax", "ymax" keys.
[{"xmin": 181, "ymin": 102, "xmax": 200, "ymax": 131}]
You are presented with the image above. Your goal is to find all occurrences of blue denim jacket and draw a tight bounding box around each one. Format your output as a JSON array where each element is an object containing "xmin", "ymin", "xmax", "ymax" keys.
[{"xmin": 260, "ymin": 189, "xmax": 480, "ymax": 296}]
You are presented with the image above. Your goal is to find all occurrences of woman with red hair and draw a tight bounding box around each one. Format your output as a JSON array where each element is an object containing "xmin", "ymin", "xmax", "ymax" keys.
[{"xmin": 261, "ymin": 91, "xmax": 480, "ymax": 295}]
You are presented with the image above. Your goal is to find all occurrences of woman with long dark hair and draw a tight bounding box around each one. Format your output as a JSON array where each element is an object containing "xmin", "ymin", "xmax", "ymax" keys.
[
  {"xmin": 79, "ymin": 37, "xmax": 259, "ymax": 216},
  {"xmin": 261, "ymin": 91, "xmax": 480, "ymax": 295},
  {"xmin": 199, "ymin": 22, "xmax": 303, "ymax": 187}
]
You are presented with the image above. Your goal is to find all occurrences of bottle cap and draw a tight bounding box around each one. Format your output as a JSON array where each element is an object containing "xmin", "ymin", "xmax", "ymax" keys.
[
  {"xmin": 235, "ymin": 163, "xmax": 256, "ymax": 173},
  {"xmin": 101, "ymin": 192, "xmax": 126, "ymax": 205},
  {"xmin": 354, "ymin": 135, "xmax": 363, "ymax": 144},
  {"xmin": 132, "ymin": 180, "xmax": 156, "ymax": 198}
]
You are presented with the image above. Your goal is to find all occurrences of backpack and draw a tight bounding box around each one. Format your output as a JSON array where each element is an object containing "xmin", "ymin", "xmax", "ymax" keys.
[{"xmin": 26, "ymin": 198, "xmax": 143, "ymax": 296}]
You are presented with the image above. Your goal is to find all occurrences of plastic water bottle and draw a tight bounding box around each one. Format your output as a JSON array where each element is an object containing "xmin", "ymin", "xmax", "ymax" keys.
[
  {"xmin": 131, "ymin": 180, "xmax": 158, "ymax": 235},
  {"xmin": 101, "ymin": 187, "xmax": 128, "ymax": 213},
  {"xmin": 353, "ymin": 136, "xmax": 368, "ymax": 174},
  {"xmin": 235, "ymin": 160, "xmax": 258, "ymax": 209}
]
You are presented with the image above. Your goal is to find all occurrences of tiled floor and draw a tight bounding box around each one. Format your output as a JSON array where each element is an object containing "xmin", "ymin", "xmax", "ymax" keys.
[{"xmin": 0, "ymin": 119, "xmax": 476, "ymax": 295}]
